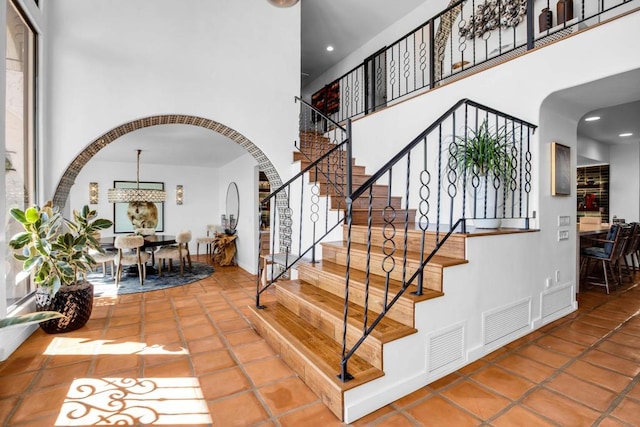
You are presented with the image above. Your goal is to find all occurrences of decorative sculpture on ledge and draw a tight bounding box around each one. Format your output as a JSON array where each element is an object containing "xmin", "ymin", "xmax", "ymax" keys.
[{"xmin": 459, "ymin": 0, "xmax": 527, "ymax": 40}]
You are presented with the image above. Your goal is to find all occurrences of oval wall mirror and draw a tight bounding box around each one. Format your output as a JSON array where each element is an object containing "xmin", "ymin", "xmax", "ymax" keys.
[{"xmin": 226, "ymin": 182, "xmax": 239, "ymax": 232}]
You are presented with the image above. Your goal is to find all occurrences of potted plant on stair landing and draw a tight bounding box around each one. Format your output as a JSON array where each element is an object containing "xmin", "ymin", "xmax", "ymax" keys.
[
  {"xmin": 452, "ymin": 120, "xmax": 513, "ymax": 229},
  {"xmin": 8, "ymin": 203, "xmax": 113, "ymax": 333}
]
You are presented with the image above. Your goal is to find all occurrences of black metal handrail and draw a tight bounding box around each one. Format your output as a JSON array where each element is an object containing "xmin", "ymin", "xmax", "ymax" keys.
[
  {"xmin": 310, "ymin": 0, "xmax": 638, "ymax": 123},
  {"xmin": 255, "ymin": 99, "xmax": 351, "ymax": 308},
  {"xmin": 338, "ymin": 99, "xmax": 537, "ymax": 381}
]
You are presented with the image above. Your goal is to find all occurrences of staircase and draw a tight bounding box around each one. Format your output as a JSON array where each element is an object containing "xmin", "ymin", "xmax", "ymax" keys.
[
  {"xmin": 294, "ymin": 132, "xmax": 417, "ymax": 226},
  {"xmin": 249, "ymin": 131, "xmax": 467, "ymax": 421}
]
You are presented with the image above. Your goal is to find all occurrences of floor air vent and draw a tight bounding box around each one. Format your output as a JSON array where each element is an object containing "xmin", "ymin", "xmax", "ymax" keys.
[
  {"xmin": 541, "ymin": 283, "xmax": 573, "ymax": 319},
  {"xmin": 427, "ymin": 324, "xmax": 464, "ymax": 375},
  {"xmin": 483, "ymin": 298, "xmax": 531, "ymax": 346}
]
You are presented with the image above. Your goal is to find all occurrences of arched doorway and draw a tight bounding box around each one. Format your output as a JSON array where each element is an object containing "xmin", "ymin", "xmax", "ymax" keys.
[{"xmin": 51, "ymin": 114, "xmax": 282, "ymax": 207}]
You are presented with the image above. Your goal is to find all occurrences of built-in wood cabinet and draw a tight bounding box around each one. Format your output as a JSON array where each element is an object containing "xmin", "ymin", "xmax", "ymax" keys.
[{"xmin": 577, "ymin": 165, "xmax": 609, "ymax": 223}]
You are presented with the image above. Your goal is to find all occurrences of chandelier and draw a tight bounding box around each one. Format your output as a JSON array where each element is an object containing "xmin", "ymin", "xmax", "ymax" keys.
[
  {"xmin": 266, "ymin": 0, "xmax": 299, "ymax": 7},
  {"xmin": 107, "ymin": 150, "xmax": 166, "ymax": 203}
]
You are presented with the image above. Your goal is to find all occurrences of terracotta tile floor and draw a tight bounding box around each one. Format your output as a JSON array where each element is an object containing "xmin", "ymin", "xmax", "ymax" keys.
[{"xmin": 2, "ymin": 256, "xmax": 640, "ymax": 426}]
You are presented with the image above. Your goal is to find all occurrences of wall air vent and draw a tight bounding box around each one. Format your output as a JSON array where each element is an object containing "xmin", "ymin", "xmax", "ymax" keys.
[
  {"xmin": 483, "ymin": 298, "xmax": 531, "ymax": 346},
  {"xmin": 427, "ymin": 323, "xmax": 465, "ymax": 375}
]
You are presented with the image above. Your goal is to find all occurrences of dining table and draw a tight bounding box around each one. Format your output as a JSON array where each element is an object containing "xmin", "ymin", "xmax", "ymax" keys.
[
  {"xmin": 100, "ymin": 234, "xmax": 177, "ymax": 275},
  {"xmin": 99, "ymin": 234, "xmax": 176, "ymax": 251}
]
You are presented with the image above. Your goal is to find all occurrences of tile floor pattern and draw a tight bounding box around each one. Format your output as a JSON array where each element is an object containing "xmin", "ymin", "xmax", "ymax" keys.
[{"xmin": 1, "ymin": 256, "xmax": 640, "ymax": 426}]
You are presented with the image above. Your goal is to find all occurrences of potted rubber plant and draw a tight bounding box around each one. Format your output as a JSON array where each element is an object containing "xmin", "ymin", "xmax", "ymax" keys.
[
  {"xmin": 453, "ymin": 120, "xmax": 513, "ymax": 228},
  {"xmin": 8, "ymin": 203, "xmax": 112, "ymax": 333}
]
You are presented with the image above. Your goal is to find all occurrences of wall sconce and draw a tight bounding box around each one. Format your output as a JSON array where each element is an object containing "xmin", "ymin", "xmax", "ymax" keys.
[
  {"xmin": 89, "ymin": 182, "xmax": 99, "ymax": 204},
  {"xmin": 176, "ymin": 185, "xmax": 184, "ymax": 205}
]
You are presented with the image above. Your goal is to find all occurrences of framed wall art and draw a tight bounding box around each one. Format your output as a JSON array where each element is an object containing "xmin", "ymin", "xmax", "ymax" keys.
[
  {"xmin": 551, "ymin": 142, "xmax": 571, "ymax": 196},
  {"xmin": 113, "ymin": 181, "xmax": 165, "ymax": 233}
]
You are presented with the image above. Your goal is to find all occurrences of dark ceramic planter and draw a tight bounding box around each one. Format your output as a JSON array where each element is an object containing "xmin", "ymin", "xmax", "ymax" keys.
[{"xmin": 35, "ymin": 282, "xmax": 94, "ymax": 334}]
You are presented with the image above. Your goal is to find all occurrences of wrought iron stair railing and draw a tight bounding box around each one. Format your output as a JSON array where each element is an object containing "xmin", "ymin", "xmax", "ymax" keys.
[
  {"xmin": 310, "ymin": 0, "xmax": 638, "ymax": 123},
  {"xmin": 338, "ymin": 98, "xmax": 537, "ymax": 381},
  {"xmin": 255, "ymin": 97, "xmax": 351, "ymax": 308}
]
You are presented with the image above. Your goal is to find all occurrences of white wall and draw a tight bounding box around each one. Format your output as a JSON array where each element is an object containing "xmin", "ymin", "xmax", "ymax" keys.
[
  {"xmin": 43, "ymin": 0, "xmax": 300, "ymax": 199},
  {"xmin": 217, "ymin": 153, "xmax": 260, "ymax": 273},
  {"xmin": 1, "ymin": 0, "xmax": 299, "ymax": 359},
  {"xmin": 577, "ymin": 135, "xmax": 610, "ymax": 165},
  {"xmin": 69, "ymin": 159, "xmax": 220, "ymax": 243},
  {"xmin": 609, "ymin": 142, "xmax": 640, "ymax": 221}
]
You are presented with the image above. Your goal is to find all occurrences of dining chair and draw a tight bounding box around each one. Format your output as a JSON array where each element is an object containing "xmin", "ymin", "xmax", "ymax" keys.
[
  {"xmin": 114, "ymin": 235, "xmax": 150, "ymax": 286},
  {"xmin": 196, "ymin": 224, "xmax": 220, "ymax": 256},
  {"xmin": 88, "ymin": 232, "xmax": 116, "ymax": 278},
  {"xmin": 155, "ymin": 230, "xmax": 193, "ymax": 276},
  {"xmin": 620, "ymin": 222, "xmax": 640, "ymax": 280},
  {"xmin": 580, "ymin": 224, "xmax": 629, "ymax": 293}
]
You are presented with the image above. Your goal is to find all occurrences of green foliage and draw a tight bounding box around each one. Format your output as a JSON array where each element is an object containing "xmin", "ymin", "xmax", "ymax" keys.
[
  {"xmin": 0, "ymin": 311, "xmax": 64, "ymax": 329},
  {"xmin": 8, "ymin": 204, "xmax": 113, "ymax": 296},
  {"xmin": 454, "ymin": 120, "xmax": 513, "ymax": 182}
]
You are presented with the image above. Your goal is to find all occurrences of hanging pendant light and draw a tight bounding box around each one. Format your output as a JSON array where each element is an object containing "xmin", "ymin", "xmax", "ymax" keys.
[
  {"xmin": 107, "ymin": 149, "xmax": 166, "ymax": 203},
  {"xmin": 266, "ymin": 0, "xmax": 299, "ymax": 7}
]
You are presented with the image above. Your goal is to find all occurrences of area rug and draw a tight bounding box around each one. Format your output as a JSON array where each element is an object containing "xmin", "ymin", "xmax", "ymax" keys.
[{"xmin": 89, "ymin": 262, "xmax": 215, "ymax": 296}]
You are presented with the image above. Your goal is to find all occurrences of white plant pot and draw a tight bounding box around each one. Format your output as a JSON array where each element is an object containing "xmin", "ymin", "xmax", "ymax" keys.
[{"xmin": 468, "ymin": 176, "xmax": 502, "ymax": 229}]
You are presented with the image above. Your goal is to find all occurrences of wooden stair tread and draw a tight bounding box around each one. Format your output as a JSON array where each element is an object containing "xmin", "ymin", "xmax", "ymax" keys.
[
  {"xmin": 278, "ymin": 280, "xmax": 417, "ymax": 343},
  {"xmin": 322, "ymin": 241, "xmax": 467, "ymax": 268},
  {"xmin": 299, "ymin": 260, "xmax": 445, "ymax": 303},
  {"xmin": 249, "ymin": 303, "xmax": 384, "ymax": 390}
]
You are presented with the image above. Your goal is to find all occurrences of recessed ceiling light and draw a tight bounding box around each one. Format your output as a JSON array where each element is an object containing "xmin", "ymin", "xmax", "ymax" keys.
[
  {"xmin": 584, "ymin": 116, "xmax": 600, "ymax": 122},
  {"xmin": 619, "ymin": 132, "xmax": 633, "ymax": 137},
  {"xmin": 326, "ymin": 45, "xmax": 334, "ymax": 52}
]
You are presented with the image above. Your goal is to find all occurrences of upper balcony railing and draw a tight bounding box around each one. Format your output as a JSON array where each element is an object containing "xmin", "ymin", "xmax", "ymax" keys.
[{"xmin": 309, "ymin": 0, "xmax": 638, "ymax": 123}]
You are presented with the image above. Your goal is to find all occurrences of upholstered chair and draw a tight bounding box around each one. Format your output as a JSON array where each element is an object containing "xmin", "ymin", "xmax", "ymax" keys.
[
  {"xmin": 114, "ymin": 235, "xmax": 150, "ymax": 286},
  {"xmin": 155, "ymin": 230, "xmax": 193, "ymax": 276},
  {"xmin": 580, "ymin": 224, "xmax": 630, "ymax": 293},
  {"xmin": 88, "ymin": 232, "xmax": 116, "ymax": 278},
  {"xmin": 196, "ymin": 224, "xmax": 220, "ymax": 256}
]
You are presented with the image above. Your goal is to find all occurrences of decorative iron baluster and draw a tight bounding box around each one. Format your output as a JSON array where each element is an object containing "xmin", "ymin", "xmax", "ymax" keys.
[
  {"xmin": 389, "ymin": 47, "xmax": 397, "ymax": 102},
  {"xmin": 401, "ymin": 153, "xmax": 411, "ymax": 287},
  {"xmin": 509, "ymin": 121, "xmax": 519, "ymax": 219},
  {"xmin": 381, "ymin": 172, "xmax": 396, "ymax": 308},
  {"xmin": 364, "ymin": 188, "xmax": 373, "ymax": 333},
  {"xmin": 403, "ymin": 37, "xmax": 411, "ymax": 96},
  {"xmin": 375, "ymin": 55, "xmax": 385, "ymax": 110},
  {"xmin": 415, "ymin": 136, "xmax": 431, "ymax": 296},
  {"xmin": 524, "ymin": 126, "xmax": 532, "ymax": 229}
]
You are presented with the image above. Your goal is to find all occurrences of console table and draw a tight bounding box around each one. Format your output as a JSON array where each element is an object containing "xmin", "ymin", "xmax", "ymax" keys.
[{"xmin": 213, "ymin": 233, "xmax": 237, "ymax": 266}]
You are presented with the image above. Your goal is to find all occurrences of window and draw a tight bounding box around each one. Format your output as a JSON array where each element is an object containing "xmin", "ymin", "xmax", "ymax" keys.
[{"xmin": 5, "ymin": 0, "xmax": 37, "ymax": 313}]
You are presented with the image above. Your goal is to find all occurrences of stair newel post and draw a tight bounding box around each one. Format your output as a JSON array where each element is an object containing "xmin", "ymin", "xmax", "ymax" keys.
[
  {"xmin": 256, "ymin": 201, "xmax": 263, "ymax": 309},
  {"xmin": 338, "ymin": 118, "xmax": 355, "ymax": 382},
  {"xmin": 339, "ymin": 195, "xmax": 355, "ymax": 383},
  {"xmin": 346, "ymin": 119, "xmax": 353, "ymax": 196}
]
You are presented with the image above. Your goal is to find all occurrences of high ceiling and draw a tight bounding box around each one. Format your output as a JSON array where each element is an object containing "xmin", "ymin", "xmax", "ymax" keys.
[
  {"xmin": 90, "ymin": 1, "xmax": 638, "ymax": 168},
  {"xmin": 578, "ymin": 100, "xmax": 640, "ymax": 145},
  {"xmin": 301, "ymin": 0, "xmax": 427, "ymax": 85}
]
